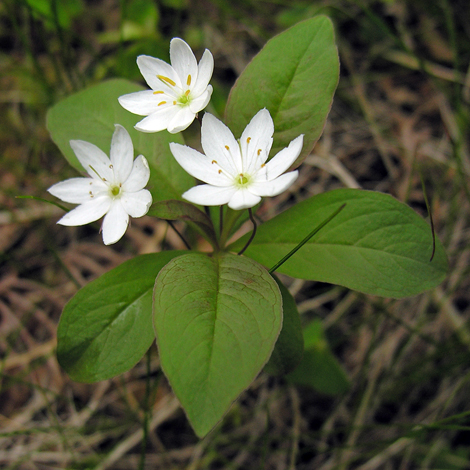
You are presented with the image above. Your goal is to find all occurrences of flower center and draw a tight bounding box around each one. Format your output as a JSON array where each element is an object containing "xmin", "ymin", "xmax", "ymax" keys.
[
  {"xmin": 177, "ymin": 89, "xmax": 192, "ymax": 106},
  {"xmin": 235, "ymin": 173, "xmax": 250, "ymax": 187},
  {"xmin": 110, "ymin": 185, "xmax": 121, "ymax": 197}
]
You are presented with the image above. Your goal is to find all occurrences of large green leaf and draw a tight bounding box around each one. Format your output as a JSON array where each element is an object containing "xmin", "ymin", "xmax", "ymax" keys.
[
  {"xmin": 287, "ymin": 319, "xmax": 350, "ymax": 395},
  {"xmin": 46, "ymin": 78, "xmax": 193, "ymax": 202},
  {"xmin": 229, "ymin": 189, "xmax": 448, "ymax": 298},
  {"xmin": 154, "ymin": 252, "xmax": 282, "ymax": 437},
  {"xmin": 57, "ymin": 251, "xmax": 186, "ymax": 382},
  {"xmin": 225, "ymin": 15, "xmax": 339, "ymax": 168}
]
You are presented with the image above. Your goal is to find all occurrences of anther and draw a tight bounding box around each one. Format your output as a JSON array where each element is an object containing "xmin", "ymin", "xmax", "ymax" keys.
[
  {"xmin": 218, "ymin": 169, "xmax": 222, "ymax": 174},
  {"xmin": 225, "ymin": 145, "xmax": 230, "ymax": 150},
  {"xmin": 261, "ymin": 163, "xmax": 266, "ymax": 167},
  {"xmin": 247, "ymin": 137, "xmax": 251, "ymax": 143},
  {"xmin": 257, "ymin": 149, "xmax": 262, "ymax": 156},
  {"xmin": 157, "ymin": 75, "xmax": 176, "ymax": 87},
  {"xmin": 187, "ymin": 75, "xmax": 191, "ymax": 86},
  {"xmin": 211, "ymin": 160, "xmax": 217, "ymax": 164},
  {"xmin": 184, "ymin": 89, "xmax": 190, "ymax": 96},
  {"xmin": 153, "ymin": 91, "xmax": 164, "ymax": 95},
  {"xmin": 173, "ymin": 101, "xmax": 177, "ymax": 105},
  {"xmin": 158, "ymin": 101, "xmax": 167, "ymax": 106}
]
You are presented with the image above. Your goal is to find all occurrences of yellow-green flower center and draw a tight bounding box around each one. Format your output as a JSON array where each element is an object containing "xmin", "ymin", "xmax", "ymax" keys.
[
  {"xmin": 110, "ymin": 185, "xmax": 121, "ymax": 197},
  {"xmin": 178, "ymin": 89, "xmax": 192, "ymax": 106},
  {"xmin": 235, "ymin": 174, "xmax": 250, "ymax": 187}
]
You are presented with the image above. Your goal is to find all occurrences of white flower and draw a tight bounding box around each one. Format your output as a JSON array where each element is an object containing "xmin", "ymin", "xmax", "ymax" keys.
[
  {"xmin": 170, "ymin": 109, "xmax": 303, "ymax": 210},
  {"xmin": 118, "ymin": 38, "xmax": 214, "ymax": 134},
  {"xmin": 48, "ymin": 124, "xmax": 152, "ymax": 245}
]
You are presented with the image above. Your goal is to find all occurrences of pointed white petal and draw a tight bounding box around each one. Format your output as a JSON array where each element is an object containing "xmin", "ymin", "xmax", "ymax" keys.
[
  {"xmin": 240, "ymin": 109, "xmax": 274, "ymax": 173},
  {"xmin": 70, "ymin": 140, "xmax": 114, "ymax": 181},
  {"xmin": 201, "ymin": 113, "xmax": 242, "ymax": 174},
  {"xmin": 118, "ymin": 90, "xmax": 165, "ymax": 116},
  {"xmin": 182, "ymin": 184, "xmax": 236, "ymax": 206},
  {"xmin": 192, "ymin": 49, "xmax": 214, "ymax": 96},
  {"xmin": 48, "ymin": 177, "xmax": 107, "ymax": 203},
  {"xmin": 228, "ymin": 189, "xmax": 261, "ymax": 210},
  {"xmin": 169, "ymin": 38, "xmax": 198, "ymax": 85},
  {"xmin": 122, "ymin": 155, "xmax": 150, "ymax": 192},
  {"xmin": 167, "ymin": 107, "xmax": 196, "ymax": 133},
  {"xmin": 110, "ymin": 125, "xmax": 133, "ymax": 182},
  {"xmin": 170, "ymin": 143, "xmax": 232, "ymax": 186},
  {"xmin": 134, "ymin": 106, "xmax": 180, "ymax": 133},
  {"xmin": 121, "ymin": 189, "xmax": 152, "ymax": 217},
  {"xmin": 189, "ymin": 85, "xmax": 213, "ymax": 113},
  {"xmin": 101, "ymin": 202, "xmax": 129, "ymax": 245},
  {"xmin": 137, "ymin": 55, "xmax": 182, "ymax": 91},
  {"xmin": 250, "ymin": 171, "xmax": 298, "ymax": 197},
  {"xmin": 262, "ymin": 135, "xmax": 303, "ymax": 179},
  {"xmin": 56, "ymin": 196, "xmax": 111, "ymax": 226}
]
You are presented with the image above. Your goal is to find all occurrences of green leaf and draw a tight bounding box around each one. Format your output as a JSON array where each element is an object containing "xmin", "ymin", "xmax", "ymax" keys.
[
  {"xmin": 225, "ymin": 15, "xmax": 339, "ymax": 168},
  {"xmin": 46, "ymin": 78, "xmax": 193, "ymax": 202},
  {"xmin": 264, "ymin": 276, "xmax": 304, "ymax": 376},
  {"xmin": 148, "ymin": 200, "xmax": 217, "ymax": 248},
  {"xmin": 229, "ymin": 189, "xmax": 448, "ymax": 298},
  {"xmin": 154, "ymin": 252, "xmax": 282, "ymax": 437},
  {"xmin": 57, "ymin": 251, "xmax": 186, "ymax": 382},
  {"xmin": 287, "ymin": 319, "xmax": 350, "ymax": 395}
]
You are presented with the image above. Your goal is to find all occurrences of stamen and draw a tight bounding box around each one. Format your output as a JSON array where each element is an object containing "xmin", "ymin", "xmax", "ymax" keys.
[
  {"xmin": 157, "ymin": 75, "xmax": 176, "ymax": 87},
  {"xmin": 257, "ymin": 149, "xmax": 262, "ymax": 156},
  {"xmin": 158, "ymin": 101, "xmax": 167, "ymax": 106},
  {"xmin": 212, "ymin": 160, "xmax": 218, "ymax": 164},
  {"xmin": 153, "ymin": 91, "xmax": 164, "ymax": 95},
  {"xmin": 109, "ymin": 164, "xmax": 113, "ymax": 169},
  {"xmin": 247, "ymin": 137, "xmax": 251, "ymax": 143},
  {"xmin": 218, "ymin": 169, "xmax": 222, "ymax": 174},
  {"xmin": 261, "ymin": 163, "xmax": 266, "ymax": 167},
  {"xmin": 187, "ymin": 75, "xmax": 191, "ymax": 86},
  {"xmin": 225, "ymin": 145, "xmax": 230, "ymax": 150},
  {"xmin": 184, "ymin": 89, "xmax": 191, "ymax": 96},
  {"xmin": 173, "ymin": 101, "xmax": 177, "ymax": 105}
]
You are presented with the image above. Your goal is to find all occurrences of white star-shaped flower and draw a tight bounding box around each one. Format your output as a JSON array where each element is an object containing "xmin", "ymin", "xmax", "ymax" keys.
[
  {"xmin": 118, "ymin": 38, "xmax": 214, "ymax": 134},
  {"xmin": 48, "ymin": 124, "xmax": 152, "ymax": 245},
  {"xmin": 170, "ymin": 109, "xmax": 303, "ymax": 210}
]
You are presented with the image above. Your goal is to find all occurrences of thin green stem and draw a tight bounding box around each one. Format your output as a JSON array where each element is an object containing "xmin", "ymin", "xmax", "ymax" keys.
[
  {"xmin": 269, "ymin": 203, "xmax": 346, "ymax": 274},
  {"xmin": 238, "ymin": 208, "xmax": 257, "ymax": 255},
  {"xmin": 166, "ymin": 220, "xmax": 191, "ymax": 250}
]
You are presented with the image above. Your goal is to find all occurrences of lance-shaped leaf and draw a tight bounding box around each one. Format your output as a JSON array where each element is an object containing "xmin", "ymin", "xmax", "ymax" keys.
[
  {"xmin": 47, "ymin": 78, "xmax": 193, "ymax": 202},
  {"xmin": 153, "ymin": 252, "xmax": 282, "ymax": 437},
  {"xmin": 287, "ymin": 319, "xmax": 350, "ymax": 395},
  {"xmin": 225, "ymin": 15, "xmax": 339, "ymax": 168},
  {"xmin": 57, "ymin": 251, "xmax": 186, "ymax": 382},
  {"xmin": 229, "ymin": 189, "xmax": 448, "ymax": 298},
  {"xmin": 148, "ymin": 199, "xmax": 217, "ymax": 248},
  {"xmin": 264, "ymin": 275, "xmax": 304, "ymax": 376}
]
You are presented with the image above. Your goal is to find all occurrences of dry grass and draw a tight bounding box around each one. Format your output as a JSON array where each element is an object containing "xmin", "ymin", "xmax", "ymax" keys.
[{"xmin": 1, "ymin": 0, "xmax": 469, "ymax": 468}]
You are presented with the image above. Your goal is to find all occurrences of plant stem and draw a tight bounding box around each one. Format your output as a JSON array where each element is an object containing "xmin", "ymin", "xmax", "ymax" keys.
[
  {"xmin": 166, "ymin": 220, "xmax": 191, "ymax": 250},
  {"xmin": 238, "ymin": 208, "xmax": 257, "ymax": 255},
  {"xmin": 269, "ymin": 203, "xmax": 346, "ymax": 274}
]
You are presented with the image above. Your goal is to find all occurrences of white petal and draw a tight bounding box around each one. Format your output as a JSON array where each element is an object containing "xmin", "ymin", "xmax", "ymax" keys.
[
  {"xmin": 189, "ymin": 86, "xmax": 213, "ymax": 113},
  {"xmin": 70, "ymin": 140, "xmax": 114, "ymax": 181},
  {"xmin": 122, "ymin": 155, "xmax": 150, "ymax": 192},
  {"xmin": 170, "ymin": 143, "xmax": 232, "ymax": 186},
  {"xmin": 262, "ymin": 135, "xmax": 304, "ymax": 179},
  {"xmin": 134, "ymin": 106, "xmax": 180, "ymax": 133},
  {"xmin": 137, "ymin": 55, "xmax": 182, "ymax": 91},
  {"xmin": 182, "ymin": 184, "xmax": 236, "ymax": 206},
  {"xmin": 110, "ymin": 125, "xmax": 133, "ymax": 182},
  {"xmin": 228, "ymin": 189, "xmax": 261, "ymax": 210},
  {"xmin": 56, "ymin": 196, "xmax": 111, "ymax": 226},
  {"xmin": 250, "ymin": 171, "xmax": 298, "ymax": 197},
  {"xmin": 192, "ymin": 49, "xmax": 214, "ymax": 96},
  {"xmin": 102, "ymin": 202, "xmax": 129, "ymax": 245},
  {"xmin": 48, "ymin": 177, "xmax": 108, "ymax": 203},
  {"xmin": 118, "ymin": 90, "xmax": 165, "ymax": 116},
  {"xmin": 240, "ymin": 109, "xmax": 274, "ymax": 174},
  {"xmin": 167, "ymin": 107, "xmax": 196, "ymax": 133},
  {"xmin": 201, "ymin": 113, "xmax": 242, "ymax": 174},
  {"xmin": 170, "ymin": 38, "xmax": 198, "ymax": 85},
  {"xmin": 121, "ymin": 189, "xmax": 152, "ymax": 217}
]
